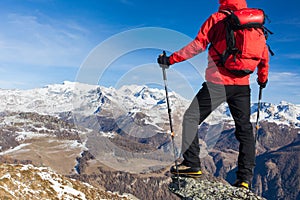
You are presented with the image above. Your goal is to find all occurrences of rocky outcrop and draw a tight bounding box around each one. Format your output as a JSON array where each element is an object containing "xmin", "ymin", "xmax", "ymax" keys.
[
  {"xmin": 169, "ymin": 175, "xmax": 266, "ymax": 200},
  {"xmin": 0, "ymin": 163, "xmax": 134, "ymax": 200}
]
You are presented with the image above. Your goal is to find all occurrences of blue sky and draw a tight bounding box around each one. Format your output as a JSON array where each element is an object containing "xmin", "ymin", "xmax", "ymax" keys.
[{"xmin": 0, "ymin": 0, "xmax": 299, "ymax": 104}]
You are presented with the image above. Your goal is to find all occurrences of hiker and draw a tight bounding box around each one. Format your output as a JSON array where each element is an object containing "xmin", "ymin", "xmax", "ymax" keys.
[{"xmin": 157, "ymin": 0, "xmax": 269, "ymax": 189}]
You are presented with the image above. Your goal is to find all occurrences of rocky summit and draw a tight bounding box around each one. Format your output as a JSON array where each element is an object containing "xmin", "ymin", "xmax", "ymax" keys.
[
  {"xmin": 0, "ymin": 163, "xmax": 135, "ymax": 200},
  {"xmin": 169, "ymin": 175, "xmax": 266, "ymax": 200}
]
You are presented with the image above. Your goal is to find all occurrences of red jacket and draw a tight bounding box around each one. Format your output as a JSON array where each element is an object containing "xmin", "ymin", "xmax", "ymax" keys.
[{"xmin": 169, "ymin": 0, "xmax": 269, "ymax": 85}]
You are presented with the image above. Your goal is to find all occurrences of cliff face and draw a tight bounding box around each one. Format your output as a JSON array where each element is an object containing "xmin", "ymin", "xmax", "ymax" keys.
[{"xmin": 253, "ymin": 136, "xmax": 300, "ymax": 200}]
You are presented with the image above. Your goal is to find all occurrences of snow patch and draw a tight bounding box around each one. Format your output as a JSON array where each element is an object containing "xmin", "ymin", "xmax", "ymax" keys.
[
  {"xmin": 15, "ymin": 131, "xmax": 49, "ymax": 141},
  {"xmin": 101, "ymin": 131, "xmax": 115, "ymax": 138},
  {"xmin": 0, "ymin": 173, "xmax": 11, "ymax": 180},
  {"xmin": 38, "ymin": 171, "xmax": 87, "ymax": 200},
  {"xmin": 0, "ymin": 143, "xmax": 31, "ymax": 155}
]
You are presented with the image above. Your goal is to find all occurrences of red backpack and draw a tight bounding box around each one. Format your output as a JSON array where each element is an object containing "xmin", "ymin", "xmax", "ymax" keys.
[{"xmin": 211, "ymin": 8, "xmax": 274, "ymax": 76}]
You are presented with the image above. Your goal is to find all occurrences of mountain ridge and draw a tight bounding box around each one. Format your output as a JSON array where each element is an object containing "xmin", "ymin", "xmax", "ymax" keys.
[{"xmin": 1, "ymin": 81, "xmax": 299, "ymax": 127}]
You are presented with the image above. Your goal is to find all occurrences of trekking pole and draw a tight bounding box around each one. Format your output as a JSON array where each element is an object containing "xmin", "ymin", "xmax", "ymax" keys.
[
  {"xmin": 160, "ymin": 51, "xmax": 180, "ymax": 188},
  {"xmin": 255, "ymin": 86, "xmax": 263, "ymax": 149}
]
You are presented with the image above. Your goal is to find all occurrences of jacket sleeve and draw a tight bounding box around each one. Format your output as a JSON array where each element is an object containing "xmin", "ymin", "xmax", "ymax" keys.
[
  {"xmin": 169, "ymin": 15, "xmax": 215, "ymax": 65},
  {"xmin": 257, "ymin": 44, "xmax": 270, "ymax": 83}
]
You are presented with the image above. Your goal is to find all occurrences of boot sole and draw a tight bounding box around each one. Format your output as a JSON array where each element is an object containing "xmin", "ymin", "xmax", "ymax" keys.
[{"xmin": 171, "ymin": 171, "xmax": 202, "ymax": 178}]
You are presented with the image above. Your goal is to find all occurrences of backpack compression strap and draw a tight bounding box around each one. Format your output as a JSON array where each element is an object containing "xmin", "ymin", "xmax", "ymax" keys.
[{"xmin": 214, "ymin": 9, "xmax": 242, "ymax": 66}]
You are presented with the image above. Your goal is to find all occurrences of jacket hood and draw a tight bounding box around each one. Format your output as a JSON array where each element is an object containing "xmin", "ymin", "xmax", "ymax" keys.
[{"xmin": 219, "ymin": 0, "xmax": 247, "ymax": 11}]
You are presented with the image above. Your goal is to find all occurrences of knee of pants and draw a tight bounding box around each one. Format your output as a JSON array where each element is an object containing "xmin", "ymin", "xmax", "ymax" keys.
[
  {"xmin": 235, "ymin": 120, "xmax": 252, "ymax": 130},
  {"xmin": 183, "ymin": 108, "xmax": 200, "ymax": 124},
  {"xmin": 235, "ymin": 123, "xmax": 254, "ymax": 140}
]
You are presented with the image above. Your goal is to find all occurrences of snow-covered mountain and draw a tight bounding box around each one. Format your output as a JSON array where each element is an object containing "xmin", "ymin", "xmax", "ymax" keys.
[
  {"xmin": 251, "ymin": 101, "xmax": 300, "ymax": 127},
  {"xmin": 0, "ymin": 81, "xmax": 299, "ymax": 128},
  {"xmin": 1, "ymin": 81, "xmax": 186, "ymax": 122}
]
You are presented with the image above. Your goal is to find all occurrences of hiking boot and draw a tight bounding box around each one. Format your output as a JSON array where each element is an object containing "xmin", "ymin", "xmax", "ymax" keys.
[
  {"xmin": 233, "ymin": 179, "xmax": 251, "ymax": 190},
  {"xmin": 170, "ymin": 163, "xmax": 202, "ymax": 177}
]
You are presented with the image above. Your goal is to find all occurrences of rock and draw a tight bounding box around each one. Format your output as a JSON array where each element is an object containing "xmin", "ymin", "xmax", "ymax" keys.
[{"xmin": 168, "ymin": 175, "xmax": 266, "ymax": 200}]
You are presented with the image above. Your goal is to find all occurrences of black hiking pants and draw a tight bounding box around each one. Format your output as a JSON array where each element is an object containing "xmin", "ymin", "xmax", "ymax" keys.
[{"xmin": 181, "ymin": 82, "xmax": 255, "ymax": 182}]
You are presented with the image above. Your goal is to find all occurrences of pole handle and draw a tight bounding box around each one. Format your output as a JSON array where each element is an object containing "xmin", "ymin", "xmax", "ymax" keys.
[
  {"xmin": 162, "ymin": 50, "xmax": 166, "ymax": 57},
  {"xmin": 161, "ymin": 51, "xmax": 167, "ymax": 81}
]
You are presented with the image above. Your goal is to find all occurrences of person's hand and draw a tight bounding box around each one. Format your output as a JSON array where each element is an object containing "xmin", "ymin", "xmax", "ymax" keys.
[
  {"xmin": 157, "ymin": 51, "xmax": 170, "ymax": 69},
  {"xmin": 257, "ymin": 78, "xmax": 268, "ymax": 88}
]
